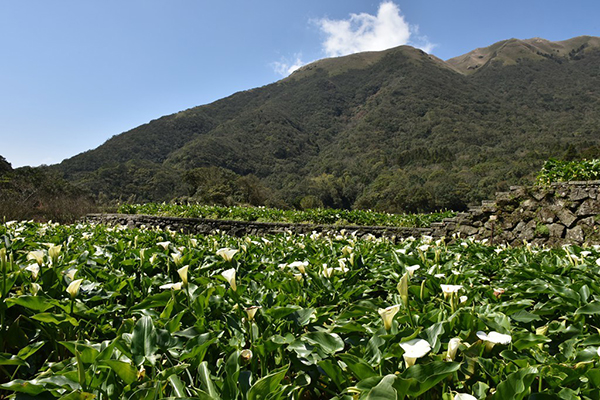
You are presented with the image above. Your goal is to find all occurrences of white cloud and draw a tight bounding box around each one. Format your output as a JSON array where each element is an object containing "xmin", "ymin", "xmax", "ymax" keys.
[
  {"xmin": 272, "ymin": 54, "xmax": 306, "ymax": 77},
  {"xmin": 316, "ymin": 1, "xmax": 434, "ymax": 57},
  {"xmin": 271, "ymin": 1, "xmax": 434, "ymax": 77}
]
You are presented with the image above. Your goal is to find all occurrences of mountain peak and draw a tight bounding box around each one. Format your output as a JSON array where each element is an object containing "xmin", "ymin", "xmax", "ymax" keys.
[{"xmin": 446, "ymin": 35, "xmax": 600, "ymax": 75}]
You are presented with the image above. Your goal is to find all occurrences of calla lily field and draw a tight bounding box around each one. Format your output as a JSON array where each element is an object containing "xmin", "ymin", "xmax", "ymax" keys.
[{"xmin": 2, "ymin": 219, "xmax": 600, "ymax": 399}]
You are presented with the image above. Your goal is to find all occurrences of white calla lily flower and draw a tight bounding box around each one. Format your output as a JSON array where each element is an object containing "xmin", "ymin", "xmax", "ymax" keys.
[
  {"xmin": 66, "ymin": 278, "xmax": 84, "ymax": 299},
  {"xmin": 446, "ymin": 338, "xmax": 461, "ymax": 361},
  {"xmin": 378, "ymin": 305, "xmax": 401, "ymax": 331},
  {"xmin": 454, "ymin": 394, "xmax": 477, "ymax": 400},
  {"xmin": 477, "ymin": 331, "xmax": 511, "ymax": 351},
  {"xmin": 406, "ymin": 265, "xmax": 420, "ymax": 277},
  {"xmin": 217, "ymin": 248, "xmax": 238, "ymax": 262},
  {"xmin": 245, "ymin": 306, "xmax": 261, "ymax": 321},
  {"xmin": 159, "ymin": 282, "xmax": 183, "ymax": 291},
  {"xmin": 222, "ymin": 268, "xmax": 237, "ymax": 291},
  {"xmin": 400, "ymin": 339, "xmax": 431, "ymax": 367},
  {"xmin": 177, "ymin": 265, "xmax": 189, "ymax": 286},
  {"xmin": 25, "ymin": 264, "xmax": 40, "ymax": 280}
]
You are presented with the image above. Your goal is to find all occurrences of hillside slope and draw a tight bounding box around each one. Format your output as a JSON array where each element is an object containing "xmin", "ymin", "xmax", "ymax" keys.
[{"xmin": 55, "ymin": 36, "xmax": 600, "ymax": 212}]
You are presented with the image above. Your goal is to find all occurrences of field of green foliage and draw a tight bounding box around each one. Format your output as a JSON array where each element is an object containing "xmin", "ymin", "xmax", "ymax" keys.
[
  {"xmin": 3, "ymin": 220, "xmax": 600, "ymax": 399},
  {"xmin": 118, "ymin": 203, "xmax": 455, "ymax": 228}
]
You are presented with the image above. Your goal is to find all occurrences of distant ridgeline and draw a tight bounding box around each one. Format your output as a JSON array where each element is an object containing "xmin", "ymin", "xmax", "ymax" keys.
[{"xmin": 49, "ymin": 36, "xmax": 600, "ymax": 213}]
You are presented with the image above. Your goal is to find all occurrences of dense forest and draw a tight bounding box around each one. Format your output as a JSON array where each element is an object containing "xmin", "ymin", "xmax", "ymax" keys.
[{"xmin": 43, "ymin": 35, "xmax": 600, "ymax": 212}]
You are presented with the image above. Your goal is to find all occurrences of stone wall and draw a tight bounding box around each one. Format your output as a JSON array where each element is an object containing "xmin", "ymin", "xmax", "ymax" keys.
[
  {"xmin": 85, "ymin": 213, "xmax": 430, "ymax": 241},
  {"xmin": 431, "ymin": 181, "xmax": 600, "ymax": 246},
  {"xmin": 87, "ymin": 181, "xmax": 600, "ymax": 246}
]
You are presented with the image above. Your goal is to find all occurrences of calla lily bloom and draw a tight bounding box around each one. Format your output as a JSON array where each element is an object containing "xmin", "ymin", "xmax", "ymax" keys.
[
  {"xmin": 397, "ymin": 272, "xmax": 409, "ymax": 306},
  {"xmin": 406, "ymin": 265, "xmax": 420, "ymax": 277},
  {"xmin": 446, "ymin": 338, "xmax": 461, "ymax": 361},
  {"xmin": 27, "ymin": 250, "xmax": 45, "ymax": 267},
  {"xmin": 240, "ymin": 349, "xmax": 253, "ymax": 362},
  {"xmin": 171, "ymin": 252, "xmax": 183, "ymax": 266},
  {"xmin": 156, "ymin": 241, "xmax": 171, "ymax": 250},
  {"xmin": 378, "ymin": 305, "xmax": 401, "ymax": 331},
  {"xmin": 160, "ymin": 282, "xmax": 183, "ymax": 291},
  {"xmin": 222, "ymin": 268, "xmax": 237, "ymax": 291},
  {"xmin": 400, "ymin": 339, "xmax": 431, "ymax": 367},
  {"xmin": 441, "ymin": 284, "xmax": 463, "ymax": 299},
  {"xmin": 30, "ymin": 282, "xmax": 42, "ymax": 296},
  {"xmin": 66, "ymin": 278, "xmax": 84, "ymax": 299},
  {"xmin": 477, "ymin": 331, "xmax": 511, "ymax": 351},
  {"xmin": 454, "ymin": 394, "xmax": 477, "ymax": 400},
  {"xmin": 245, "ymin": 306, "xmax": 261, "ymax": 320},
  {"xmin": 47, "ymin": 244, "xmax": 62, "ymax": 262},
  {"xmin": 25, "ymin": 265, "xmax": 40, "ymax": 280},
  {"xmin": 217, "ymin": 248, "xmax": 238, "ymax": 262},
  {"xmin": 177, "ymin": 265, "xmax": 189, "ymax": 286},
  {"xmin": 288, "ymin": 261, "xmax": 308, "ymax": 274}
]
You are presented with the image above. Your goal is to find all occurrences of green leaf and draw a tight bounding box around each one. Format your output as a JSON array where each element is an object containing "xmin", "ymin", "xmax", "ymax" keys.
[
  {"xmin": 303, "ymin": 331, "xmax": 345, "ymax": 354},
  {"xmin": 131, "ymin": 315, "xmax": 158, "ymax": 366},
  {"xmin": 6, "ymin": 296, "xmax": 56, "ymax": 312},
  {"xmin": 198, "ymin": 361, "xmax": 219, "ymax": 399},
  {"xmin": 366, "ymin": 374, "xmax": 397, "ymax": 400},
  {"xmin": 100, "ymin": 360, "xmax": 138, "ymax": 385},
  {"xmin": 338, "ymin": 354, "xmax": 378, "ymax": 380},
  {"xmin": 32, "ymin": 312, "xmax": 78, "ymax": 327},
  {"xmin": 492, "ymin": 366, "xmax": 538, "ymax": 400},
  {"xmin": 247, "ymin": 365, "xmax": 289, "ymax": 400},
  {"xmin": 396, "ymin": 361, "xmax": 461, "ymax": 397},
  {"xmin": 575, "ymin": 302, "xmax": 600, "ymax": 315},
  {"xmin": 0, "ymin": 353, "xmax": 28, "ymax": 367}
]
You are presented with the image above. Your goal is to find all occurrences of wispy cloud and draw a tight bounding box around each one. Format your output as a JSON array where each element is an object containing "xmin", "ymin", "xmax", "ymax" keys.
[
  {"xmin": 272, "ymin": 1, "xmax": 434, "ymax": 77},
  {"xmin": 271, "ymin": 54, "xmax": 306, "ymax": 77}
]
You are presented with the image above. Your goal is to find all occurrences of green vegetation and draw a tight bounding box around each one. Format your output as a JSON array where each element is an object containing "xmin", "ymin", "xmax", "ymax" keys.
[
  {"xmin": 537, "ymin": 158, "xmax": 600, "ymax": 184},
  {"xmin": 3, "ymin": 221, "xmax": 600, "ymax": 398},
  {"xmin": 52, "ymin": 36, "xmax": 600, "ymax": 213},
  {"xmin": 0, "ymin": 158, "xmax": 96, "ymax": 223},
  {"xmin": 118, "ymin": 203, "xmax": 455, "ymax": 228}
]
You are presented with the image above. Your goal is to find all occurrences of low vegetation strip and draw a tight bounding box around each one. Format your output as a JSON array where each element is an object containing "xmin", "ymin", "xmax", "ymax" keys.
[
  {"xmin": 2, "ymin": 220, "xmax": 600, "ymax": 398},
  {"xmin": 118, "ymin": 203, "xmax": 456, "ymax": 228},
  {"xmin": 537, "ymin": 158, "xmax": 600, "ymax": 184}
]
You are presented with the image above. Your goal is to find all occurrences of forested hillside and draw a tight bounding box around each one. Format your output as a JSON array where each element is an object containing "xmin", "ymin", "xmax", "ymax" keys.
[{"xmin": 54, "ymin": 36, "xmax": 600, "ymax": 212}]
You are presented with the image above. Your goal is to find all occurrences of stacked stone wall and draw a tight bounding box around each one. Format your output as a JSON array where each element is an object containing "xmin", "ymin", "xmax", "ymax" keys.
[
  {"xmin": 87, "ymin": 182, "xmax": 600, "ymax": 246},
  {"xmin": 431, "ymin": 181, "xmax": 600, "ymax": 246}
]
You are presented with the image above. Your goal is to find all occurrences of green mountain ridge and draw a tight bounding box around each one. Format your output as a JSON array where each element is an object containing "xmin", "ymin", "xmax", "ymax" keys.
[{"xmin": 54, "ymin": 35, "xmax": 600, "ymax": 212}]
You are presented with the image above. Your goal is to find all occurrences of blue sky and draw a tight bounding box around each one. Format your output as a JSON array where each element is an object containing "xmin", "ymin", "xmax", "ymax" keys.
[{"xmin": 1, "ymin": 1, "xmax": 598, "ymax": 167}]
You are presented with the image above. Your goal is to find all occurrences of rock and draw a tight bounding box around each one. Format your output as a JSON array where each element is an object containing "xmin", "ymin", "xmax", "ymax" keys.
[
  {"xmin": 548, "ymin": 223, "xmax": 565, "ymax": 238},
  {"xmin": 458, "ymin": 224, "xmax": 479, "ymax": 236},
  {"xmin": 537, "ymin": 208, "xmax": 555, "ymax": 223},
  {"xmin": 521, "ymin": 199, "xmax": 538, "ymax": 211},
  {"xmin": 570, "ymin": 187, "xmax": 590, "ymax": 201},
  {"xmin": 577, "ymin": 199, "xmax": 600, "ymax": 216},
  {"xmin": 556, "ymin": 208, "xmax": 577, "ymax": 228},
  {"xmin": 579, "ymin": 217, "xmax": 595, "ymax": 226},
  {"xmin": 565, "ymin": 226, "xmax": 584, "ymax": 243}
]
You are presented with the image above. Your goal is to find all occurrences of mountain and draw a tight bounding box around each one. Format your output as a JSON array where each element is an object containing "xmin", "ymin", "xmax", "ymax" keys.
[{"xmin": 54, "ymin": 36, "xmax": 600, "ymax": 212}]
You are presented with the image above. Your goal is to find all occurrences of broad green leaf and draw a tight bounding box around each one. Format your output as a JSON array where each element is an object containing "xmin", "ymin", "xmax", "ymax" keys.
[
  {"xmin": 6, "ymin": 296, "xmax": 56, "ymax": 312},
  {"xmin": 131, "ymin": 315, "xmax": 158, "ymax": 366},
  {"xmin": 303, "ymin": 331, "xmax": 344, "ymax": 354},
  {"xmin": 198, "ymin": 361, "xmax": 219, "ymax": 399},
  {"xmin": 492, "ymin": 366, "xmax": 538, "ymax": 400},
  {"xmin": 101, "ymin": 360, "xmax": 138, "ymax": 385},
  {"xmin": 0, "ymin": 353, "xmax": 28, "ymax": 367},
  {"xmin": 32, "ymin": 312, "xmax": 78, "ymax": 327},
  {"xmin": 247, "ymin": 365, "xmax": 289, "ymax": 400},
  {"xmin": 338, "ymin": 354, "xmax": 378, "ymax": 380},
  {"xmin": 396, "ymin": 361, "xmax": 461, "ymax": 397},
  {"xmin": 366, "ymin": 374, "xmax": 397, "ymax": 400},
  {"xmin": 575, "ymin": 302, "xmax": 600, "ymax": 315}
]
